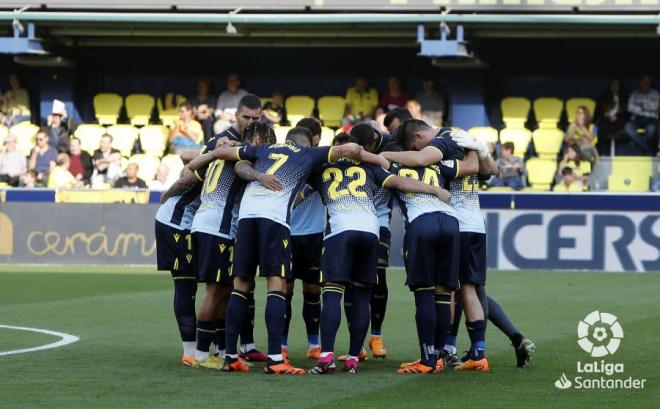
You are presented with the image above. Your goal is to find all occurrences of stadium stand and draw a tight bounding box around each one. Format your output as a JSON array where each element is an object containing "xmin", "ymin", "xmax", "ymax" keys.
[
  {"xmin": 125, "ymin": 94, "xmax": 156, "ymax": 126},
  {"xmin": 500, "ymin": 97, "xmax": 530, "ymax": 128},
  {"xmin": 608, "ymin": 156, "xmax": 653, "ymax": 192},
  {"xmin": 273, "ymin": 125, "xmax": 292, "ymax": 143},
  {"xmin": 74, "ymin": 124, "xmax": 106, "ymax": 155},
  {"xmin": 532, "ymin": 128, "xmax": 564, "ymax": 158},
  {"xmin": 139, "ymin": 125, "xmax": 168, "ymax": 157},
  {"xmin": 285, "ymin": 96, "xmax": 315, "ymax": 124},
  {"xmin": 526, "ymin": 158, "xmax": 558, "ymax": 191},
  {"xmin": 499, "ymin": 128, "xmax": 532, "ymax": 154},
  {"xmin": 468, "ymin": 126, "xmax": 499, "ymax": 146},
  {"xmin": 158, "ymin": 93, "xmax": 187, "ymax": 128},
  {"xmin": 0, "ymin": 124, "xmax": 8, "ymax": 145},
  {"xmin": 566, "ymin": 98, "xmax": 597, "ymax": 123},
  {"xmin": 532, "ymin": 97, "xmax": 563, "ymax": 129},
  {"xmin": 160, "ymin": 154, "xmax": 185, "ymax": 186},
  {"xmin": 320, "ymin": 126, "xmax": 335, "ymax": 146},
  {"xmin": 317, "ymin": 96, "xmax": 346, "ymax": 128},
  {"xmin": 106, "ymin": 125, "xmax": 139, "ymax": 157},
  {"xmin": 128, "ymin": 154, "xmax": 160, "ymax": 182},
  {"xmin": 10, "ymin": 122, "xmax": 39, "ymax": 156}
]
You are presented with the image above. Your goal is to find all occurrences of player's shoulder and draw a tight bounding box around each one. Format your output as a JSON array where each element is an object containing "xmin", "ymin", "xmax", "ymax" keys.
[{"xmin": 215, "ymin": 126, "xmax": 241, "ymax": 142}]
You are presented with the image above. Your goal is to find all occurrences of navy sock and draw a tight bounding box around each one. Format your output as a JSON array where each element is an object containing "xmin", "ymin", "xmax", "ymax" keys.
[
  {"xmin": 370, "ymin": 267, "xmax": 388, "ymax": 335},
  {"xmin": 343, "ymin": 284, "xmax": 353, "ymax": 329},
  {"xmin": 282, "ymin": 292, "xmax": 293, "ymax": 346},
  {"xmin": 320, "ymin": 285, "xmax": 344, "ymax": 354},
  {"xmin": 196, "ymin": 320, "xmax": 215, "ymax": 353},
  {"xmin": 466, "ymin": 319, "xmax": 487, "ymax": 360},
  {"xmin": 487, "ymin": 296, "xmax": 519, "ymax": 340},
  {"xmin": 434, "ymin": 292, "xmax": 452, "ymax": 353},
  {"xmin": 239, "ymin": 291, "xmax": 255, "ymax": 346},
  {"xmin": 225, "ymin": 290, "xmax": 249, "ymax": 355},
  {"xmin": 173, "ymin": 278, "xmax": 197, "ymax": 342},
  {"xmin": 476, "ymin": 286, "xmax": 489, "ymax": 317},
  {"xmin": 414, "ymin": 288, "xmax": 437, "ymax": 366},
  {"xmin": 214, "ymin": 319, "xmax": 226, "ymax": 351},
  {"xmin": 349, "ymin": 285, "xmax": 372, "ymax": 357},
  {"xmin": 265, "ymin": 291, "xmax": 287, "ymax": 356},
  {"xmin": 302, "ymin": 291, "xmax": 321, "ymax": 345}
]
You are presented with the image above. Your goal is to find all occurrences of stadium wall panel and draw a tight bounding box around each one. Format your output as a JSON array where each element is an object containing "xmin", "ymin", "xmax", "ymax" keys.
[{"xmin": 0, "ymin": 197, "xmax": 657, "ymax": 271}]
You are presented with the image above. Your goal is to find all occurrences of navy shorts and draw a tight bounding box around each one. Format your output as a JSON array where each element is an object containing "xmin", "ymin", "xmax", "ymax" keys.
[
  {"xmin": 155, "ymin": 221, "xmax": 194, "ymax": 277},
  {"xmin": 378, "ymin": 227, "xmax": 391, "ymax": 269},
  {"xmin": 321, "ymin": 230, "xmax": 379, "ymax": 285},
  {"xmin": 290, "ymin": 232, "xmax": 324, "ymax": 284},
  {"xmin": 233, "ymin": 218, "xmax": 292, "ymax": 280},
  {"xmin": 193, "ymin": 232, "xmax": 234, "ymax": 285},
  {"xmin": 403, "ymin": 212, "xmax": 459, "ymax": 290},
  {"xmin": 459, "ymin": 232, "xmax": 487, "ymax": 286}
]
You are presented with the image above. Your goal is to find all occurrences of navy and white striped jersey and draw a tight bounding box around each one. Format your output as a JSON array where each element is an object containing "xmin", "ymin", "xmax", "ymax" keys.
[
  {"xmin": 155, "ymin": 184, "xmax": 202, "ymax": 231},
  {"xmin": 312, "ymin": 159, "xmax": 393, "ymax": 239},
  {"xmin": 290, "ymin": 191, "xmax": 326, "ymax": 236}
]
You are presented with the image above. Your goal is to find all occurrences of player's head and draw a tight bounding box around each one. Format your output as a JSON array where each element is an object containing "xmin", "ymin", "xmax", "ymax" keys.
[
  {"xmin": 381, "ymin": 140, "xmax": 404, "ymax": 152},
  {"xmin": 243, "ymin": 121, "xmax": 276, "ymax": 146},
  {"xmin": 286, "ymin": 126, "xmax": 313, "ymax": 148},
  {"xmin": 349, "ymin": 122, "xmax": 378, "ymax": 152},
  {"xmin": 235, "ymin": 94, "xmax": 262, "ymax": 134},
  {"xmin": 384, "ymin": 108, "xmax": 412, "ymax": 133},
  {"xmin": 296, "ymin": 117, "xmax": 322, "ymax": 147},
  {"xmin": 332, "ymin": 132, "xmax": 356, "ymax": 146},
  {"xmin": 396, "ymin": 119, "xmax": 435, "ymax": 151}
]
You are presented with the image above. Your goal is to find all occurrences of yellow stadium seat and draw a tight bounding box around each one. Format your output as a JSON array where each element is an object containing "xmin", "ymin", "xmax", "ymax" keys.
[
  {"xmin": 74, "ymin": 124, "xmax": 106, "ymax": 155},
  {"xmin": 128, "ymin": 154, "xmax": 161, "ymax": 182},
  {"xmin": 607, "ymin": 174, "xmax": 650, "ymax": 192},
  {"xmin": 610, "ymin": 156, "xmax": 653, "ymax": 177},
  {"xmin": 533, "ymin": 97, "xmax": 563, "ymax": 129},
  {"xmin": 139, "ymin": 125, "xmax": 168, "ymax": 157},
  {"xmin": 526, "ymin": 158, "xmax": 557, "ymax": 191},
  {"xmin": 106, "ymin": 125, "xmax": 138, "ymax": 157},
  {"xmin": 468, "ymin": 126, "xmax": 498, "ymax": 145},
  {"xmin": 486, "ymin": 186, "xmax": 514, "ymax": 192},
  {"xmin": 93, "ymin": 93, "xmax": 123, "ymax": 126},
  {"xmin": 0, "ymin": 125, "xmax": 8, "ymax": 145},
  {"xmin": 566, "ymin": 98, "xmax": 596, "ymax": 123},
  {"xmin": 499, "ymin": 128, "xmax": 532, "ymax": 153},
  {"xmin": 160, "ymin": 154, "xmax": 185, "ymax": 185},
  {"xmin": 285, "ymin": 96, "xmax": 315, "ymax": 125},
  {"xmin": 319, "ymin": 127, "xmax": 335, "ymax": 147},
  {"xmin": 500, "ymin": 97, "xmax": 530, "ymax": 128},
  {"xmin": 273, "ymin": 126, "xmax": 292, "ymax": 144},
  {"xmin": 532, "ymin": 128, "xmax": 564, "ymax": 158},
  {"xmin": 9, "ymin": 122, "xmax": 39, "ymax": 156},
  {"xmin": 157, "ymin": 93, "xmax": 186, "ymax": 128},
  {"xmin": 317, "ymin": 96, "xmax": 345, "ymax": 128},
  {"xmin": 260, "ymin": 97, "xmax": 273, "ymax": 107},
  {"xmin": 125, "ymin": 94, "xmax": 155, "ymax": 126}
]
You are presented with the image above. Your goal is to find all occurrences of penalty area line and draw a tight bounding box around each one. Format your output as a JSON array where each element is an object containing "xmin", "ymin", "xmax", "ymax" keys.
[{"xmin": 0, "ymin": 324, "xmax": 80, "ymax": 356}]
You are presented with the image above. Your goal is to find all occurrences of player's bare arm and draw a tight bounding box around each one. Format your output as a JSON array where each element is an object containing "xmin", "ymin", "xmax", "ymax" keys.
[
  {"xmin": 160, "ymin": 166, "xmax": 199, "ymax": 203},
  {"xmin": 328, "ymin": 142, "xmax": 363, "ymax": 162},
  {"xmin": 457, "ymin": 150, "xmax": 480, "ymax": 177},
  {"xmin": 234, "ymin": 160, "xmax": 283, "ymax": 191},
  {"xmin": 379, "ymin": 145, "xmax": 443, "ymax": 167},
  {"xmin": 179, "ymin": 149, "xmax": 199, "ymax": 165},
  {"xmin": 358, "ymin": 150, "xmax": 390, "ymax": 169},
  {"xmin": 186, "ymin": 150, "xmax": 217, "ymax": 172},
  {"xmin": 384, "ymin": 175, "xmax": 451, "ymax": 204}
]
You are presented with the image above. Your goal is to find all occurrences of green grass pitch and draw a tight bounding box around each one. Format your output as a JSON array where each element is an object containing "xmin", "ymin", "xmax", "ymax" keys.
[{"xmin": 1, "ymin": 265, "xmax": 658, "ymax": 408}]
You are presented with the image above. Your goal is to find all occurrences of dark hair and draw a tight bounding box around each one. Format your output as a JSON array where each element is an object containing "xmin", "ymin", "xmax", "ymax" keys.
[
  {"xmin": 561, "ymin": 166, "xmax": 574, "ymax": 176},
  {"xmin": 37, "ymin": 127, "xmax": 49, "ymax": 138},
  {"xmin": 286, "ymin": 126, "xmax": 313, "ymax": 146},
  {"xmin": 243, "ymin": 121, "xmax": 276, "ymax": 145},
  {"xmin": 179, "ymin": 102, "xmax": 193, "ymax": 111},
  {"xmin": 101, "ymin": 133, "xmax": 113, "ymax": 142},
  {"xmin": 381, "ymin": 140, "xmax": 404, "ymax": 152},
  {"xmin": 272, "ymin": 89, "xmax": 283, "ymax": 97},
  {"xmin": 396, "ymin": 119, "xmax": 432, "ymax": 148},
  {"xmin": 349, "ymin": 123, "xmax": 375, "ymax": 148},
  {"xmin": 70, "ymin": 137, "xmax": 81, "ymax": 144},
  {"xmin": 502, "ymin": 141, "xmax": 515, "ymax": 153},
  {"xmin": 332, "ymin": 132, "xmax": 356, "ymax": 146},
  {"xmin": 384, "ymin": 108, "xmax": 412, "ymax": 128},
  {"xmin": 296, "ymin": 117, "xmax": 322, "ymax": 138},
  {"xmin": 237, "ymin": 94, "xmax": 262, "ymax": 112}
]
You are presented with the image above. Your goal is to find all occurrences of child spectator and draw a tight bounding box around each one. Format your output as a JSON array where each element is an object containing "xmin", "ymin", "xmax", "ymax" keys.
[
  {"xmin": 489, "ymin": 142, "xmax": 524, "ymax": 190},
  {"xmin": 554, "ymin": 167, "xmax": 581, "ymax": 192},
  {"xmin": 262, "ymin": 90, "xmax": 288, "ymax": 126}
]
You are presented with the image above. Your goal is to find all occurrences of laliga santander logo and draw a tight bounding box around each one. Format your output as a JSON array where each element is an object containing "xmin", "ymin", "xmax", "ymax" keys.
[{"xmin": 577, "ymin": 311, "xmax": 623, "ymax": 358}]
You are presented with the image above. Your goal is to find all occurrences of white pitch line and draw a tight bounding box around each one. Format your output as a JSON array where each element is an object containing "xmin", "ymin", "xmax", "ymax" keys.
[{"xmin": 0, "ymin": 324, "xmax": 79, "ymax": 356}]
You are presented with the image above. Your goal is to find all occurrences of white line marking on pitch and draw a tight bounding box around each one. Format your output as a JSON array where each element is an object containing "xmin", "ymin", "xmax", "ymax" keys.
[{"xmin": 0, "ymin": 324, "xmax": 79, "ymax": 356}]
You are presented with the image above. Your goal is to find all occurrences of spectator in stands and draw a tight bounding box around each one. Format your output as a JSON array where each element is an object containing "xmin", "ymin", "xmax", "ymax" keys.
[
  {"xmin": 380, "ymin": 77, "xmax": 411, "ymax": 112},
  {"xmin": 652, "ymin": 163, "xmax": 660, "ymax": 192},
  {"xmin": 344, "ymin": 76, "xmax": 379, "ymax": 124},
  {"xmin": 262, "ymin": 90, "xmax": 288, "ymax": 126},
  {"xmin": 191, "ymin": 79, "xmax": 215, "ymax": 108},
  {"xmin": 624, "ymin": 75, "xmax": 659, "ymax": 155},
  {"xmin": 383, "ymin": 107, "xmax": 412, "ymax": 133},
  {"xmin": 415, "ymin": 79, "xmax": 445, "ymax": 126},
  {"xmin": 168, "ymin": 102, "xmax": 203, "ymax": 153},
  {"xmin": 554, "ymin": 167, "xmax": 581, "ymax": 192},
  {"xmin": 28, "ymin": 129, "xmax": 57, "ymax": 186},
  {"xmin": 48, "ymin": 153, "xmax": 82, "ymax": 188},
  {"xmin": 557, "ymin": 147, "xmax": 586, "ymax": 189},
  {"xmin": 595, "ymin": 79, "xmax": 628, "ymax": 154},
  {"xmin": 68, "ymin": 137, "xmax": 93, "ymax": 186},
  {"xmin": 1, "ymin": 74, "xmax": 30, "ymax": 126},
  {"xmin": 195, "ymin": 102, "xmax": 214, "ymax": 143},
  {"xmin": 214, "ymin": 73, "xmax": 248, "ymax": 133},
  {"xmin": 406, "ymin": 100, "xmax": 423, "ymax": 120},
  {"xmin": 0, "ymin": 133, "xmax": 26, "ymax": 187},
  {"xmin": 21, "ymin": 170, "xmax": 37, "ymax": 188},
  {"xmin": 149, "ymin": 164, "xmax": 173, "ymax": 191},
  {"xmin": 92, "ymin": 134, "xmax": 122, "ymax": 187},
  {"xmin": 565, "ymin": 106, "xmax": 598, "ymax": 163},
  {"xmin": 114, "ymin": 163, "xmax": 147, "ymax": 189},
  {"xmin": 46, "ymin": 100, "xmax": 71, "ymax": 153},
  {"xmin": 488, "ymin": 142, "xmax": 524, "ymax": 190}
]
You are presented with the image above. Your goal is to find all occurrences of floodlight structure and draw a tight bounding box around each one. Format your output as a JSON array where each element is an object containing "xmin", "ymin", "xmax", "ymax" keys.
[
  {"xmin": 0, "ymin": 21, "xmax": 46, "ymax": 55},
  {"xmin": 417, "ymin": 24, "xmax": 486, "ymax": 69}
]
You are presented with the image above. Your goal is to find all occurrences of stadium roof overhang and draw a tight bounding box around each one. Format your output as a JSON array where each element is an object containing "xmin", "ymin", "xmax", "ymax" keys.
[{"xmin": 0, "ymin": 7, "xmax": 659, "ymax": 48}]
